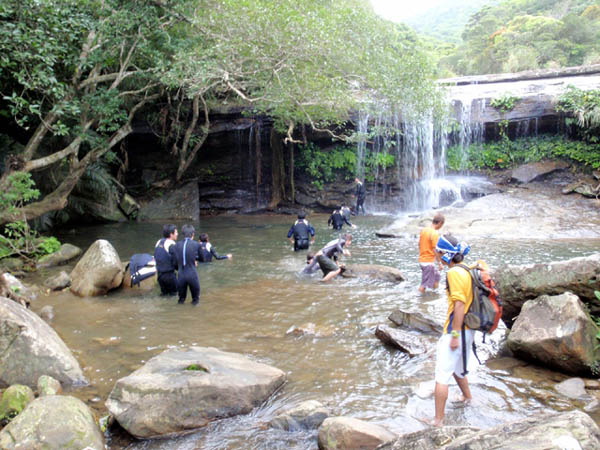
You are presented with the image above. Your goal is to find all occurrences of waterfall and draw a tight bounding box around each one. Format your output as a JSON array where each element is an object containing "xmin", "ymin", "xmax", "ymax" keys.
[{"xmin": 356, "ymin": 110, "xmax": 369, "ymax": 181}]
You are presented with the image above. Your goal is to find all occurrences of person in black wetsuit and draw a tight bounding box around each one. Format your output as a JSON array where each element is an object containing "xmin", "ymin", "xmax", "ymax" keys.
[
  {"xmin": 354, "ymin": 177, "xmax": 366, "ymax": 215},
  {"xmin": 172, "ymin": 224, "xmax": 202, "ymax": 305},
  {"xmin": 154, "ymin": 224, "xmax": 178, "ymax": 295},
  {"xmin": 287, "ymin": 212, "xmax": 315, "ymax": 251},
  {"xmin": 198, "ymin": 233, "xmax": 232, "ymax": 262},
  {"xmin": 340, "ymin": 203, "xmax": 354, "ymax": 219},
  {"xmin": 328, "ymin": 207, "xmax": 354, "ymax": 231}
]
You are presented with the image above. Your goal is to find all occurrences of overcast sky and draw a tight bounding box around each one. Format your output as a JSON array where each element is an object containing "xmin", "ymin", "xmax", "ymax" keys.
[{"xmin": 369, "ymin": 0, "xmax": 445, "ymax": 22}]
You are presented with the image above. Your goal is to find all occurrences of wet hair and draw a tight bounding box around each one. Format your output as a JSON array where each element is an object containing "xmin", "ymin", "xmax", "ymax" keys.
[
  {"xmin": 297, "ymin": 212, "xmax": 306, "ymax": 220},
  {"xmin": 162, "ymin": 224, "xmax": 177, "ymax": 238},
  {"xmin": 341, "ymin": 233, "xmax": 352, "ymax": 242},
  {"xmin": 199, "ymin": 233, "xmax": 209, "ymax": 242},
  {"xmin": 341, "ymin": 202, "xmax": 346, "ymax": 207},
  {"xmin": 307, "ymin": 252, "xmax": 314, "ymax": 262},
  {"xmin": 432, "ymin": 213, "xmax": 445, "ymax": 225},
  {"xmin": 442, "ymin": 234, "xmax": 464, "ymax": 263},
  {"xmin": 181, "ymin": 224, "xmax": 195, "ymax": 238}
]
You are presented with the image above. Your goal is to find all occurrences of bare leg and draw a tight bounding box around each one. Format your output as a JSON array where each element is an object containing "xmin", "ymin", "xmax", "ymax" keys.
[
  {"xmin": 418, "ymin": 285, "xmax": 425, "ymax": 293},
  {"xmin": 433, "ymin": 382, "xmax": 448, "ymax": 427},
  {"xmin": 433, "ymin": 281, "xmax": 439, "ymax": 289},
  {"xmin": 453, "ymin": 374, "xmax": 472, "ymax": 402},
  {"xmin": 321, "ymin": 268, "xmax": 342, "ymax": 282}
]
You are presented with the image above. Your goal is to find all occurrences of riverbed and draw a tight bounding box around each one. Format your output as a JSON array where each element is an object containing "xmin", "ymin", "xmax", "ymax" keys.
[{"xmin": 27, "ymin": 209, "xmax": 600, "ymax": 449}]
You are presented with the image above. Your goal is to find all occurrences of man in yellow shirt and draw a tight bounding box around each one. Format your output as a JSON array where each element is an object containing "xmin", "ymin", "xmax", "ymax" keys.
[
  {"xmin": 418, "ymin": 213, "xmax": 445, "ymax": 293},
  {"xmin": 430, "ymin": 234, "xmax": 473, "ymax": 427}
]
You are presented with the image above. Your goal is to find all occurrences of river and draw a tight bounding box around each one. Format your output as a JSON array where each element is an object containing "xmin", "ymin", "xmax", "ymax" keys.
[{"xmin": 27, "ymin": 211, "xmax": 600, "ymax": 449}]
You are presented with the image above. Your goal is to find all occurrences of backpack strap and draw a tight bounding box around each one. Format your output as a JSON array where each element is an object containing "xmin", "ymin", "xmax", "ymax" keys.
[{"xmin": 461, "ymin": 323, "xmax": 468, "ymax": 377}]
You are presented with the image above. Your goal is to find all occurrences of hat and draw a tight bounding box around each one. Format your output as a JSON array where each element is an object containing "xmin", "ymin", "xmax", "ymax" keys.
[{"xmin": 436, "ymin": 235, "xmax": 470, "ymax": 264}]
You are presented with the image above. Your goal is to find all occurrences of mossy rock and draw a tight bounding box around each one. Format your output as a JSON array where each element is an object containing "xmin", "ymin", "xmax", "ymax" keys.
[{"xmin": 0, "ymin": 385, "xmax": 35, "ymax": 421}]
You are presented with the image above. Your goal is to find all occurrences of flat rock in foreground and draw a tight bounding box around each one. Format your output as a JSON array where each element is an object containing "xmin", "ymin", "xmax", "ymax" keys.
[
  {"xmin": 105, "ymin": 346, "xmax": 286, "ymax": 438},
  {"xmin": 318, "ymin": 416, "xmax": 396, "ymax": 450},
  {"xmin": 377, "ymin": 426, "xmax": 480, "ymax": 449},
  {"xmin": 0, "ymin": 297, "xmax": 86, "ymax": 389},
  {"xmin": 375, "ymin": 325, "xmax": 428, "ymax": 357},
  {"xmin": 388, "ymin": 309, "xmax": 443, "ymax": 334}
]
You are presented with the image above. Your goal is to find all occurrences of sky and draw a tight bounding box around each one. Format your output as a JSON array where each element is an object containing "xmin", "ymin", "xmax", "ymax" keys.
[{"xmin": 368, "ymin": 0, "xmax": 445, "ymax": 22}]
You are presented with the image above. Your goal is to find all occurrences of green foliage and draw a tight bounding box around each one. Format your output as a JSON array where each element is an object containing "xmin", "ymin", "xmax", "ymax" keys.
[
  {"xmin": 490, "ymin": 94, "xmax": 519, "ymax": 113},
  {"xmin": 0, "ymin": 172, "xmax": 40, "ymax": 213},
  {"xmin": 438, "ymin": 0, "xmax": 600, "ymax": 75},
  {"xmin": 185, "ymin": 364, "xmax": 208, "ymax": 372},
  {"xmin": 557, "ymin": 86, "xmax": 600, "ymax": 143},
  {"xmin": 447, "ymin": 136, "xmax": 600, "ymax": 171},
  {"xmin": 37, "ymin": 236, "xmax": 61, "ymax": 255},
  {"xmin": 296, "ymin": 143, "xmax": 395, "ymax": 190}
]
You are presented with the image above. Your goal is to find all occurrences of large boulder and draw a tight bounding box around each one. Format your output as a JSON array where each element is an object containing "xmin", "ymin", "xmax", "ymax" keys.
[
  {"xmin": 36, "ymin": 243, "xmax": 82, "ymax": 269},
  {"xmin": 377, "ymin": 426, "xmax": 480, "ymax": 449},
  {"xmin": 70, "ymin": 239, "xmax": 123, "ymax": 297},
  {"xmin": 318, "ymin": 417, "xmax": 396, "ymax": 450},
  {"xmin": 341, "ymin": 264, "xmax": 405, "ymax": 283},
  {"xmin": 269, "ymin": 400, "xmax": 329, "ymax": 431},
  {"xmin": 0, "ymin": 395, "xmax": 104, "ymax": 450},
  {"xmin": 442, "ymin": 410, "xmax": 600, "ymax": 449},
  {"xmin": 138, "ymin": 181, "xmax": 199, "ymax": 221},
  {"xmin": 0, "ymin": 297, "xmax": 86, "ymax": 389},
  {"xmin": 374, "ymin": 325, "xmax": 428, "ymax": 357},
  {"xmin": 105, "ymin": 346, "xmax": 286, "ymax": 438},
  {"xmin": 506, "ymin": 293, "xmax": 599, "ymax": 375},
  {"xmin": 511, "ymin": 161, "xmax": 569, "ymax": 184},
  {"xmin": 494, "ymin": 253, "xmax": 600, "ymax": 327}
]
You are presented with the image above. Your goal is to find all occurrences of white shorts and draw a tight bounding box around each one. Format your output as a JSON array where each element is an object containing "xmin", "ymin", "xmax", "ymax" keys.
[{"xmin": 434, "ymin": 330, "xmax": 475, "ymax": 385}]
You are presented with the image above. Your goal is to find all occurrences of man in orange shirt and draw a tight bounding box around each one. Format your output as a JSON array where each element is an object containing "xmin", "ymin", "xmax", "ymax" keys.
[{"xmin": 418, "ymin": 213, "xmax": 445, "ymax": 293}]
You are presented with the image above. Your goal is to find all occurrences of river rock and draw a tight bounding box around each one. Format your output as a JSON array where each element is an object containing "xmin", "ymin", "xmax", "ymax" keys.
[
  {"xmin": 36, "ymin": 243, "xmax": 82, "ymax": 269},
  {"xmin": 511, "ymin": 161, "xmax": 569, "ymax": 184},
  {"xmin": 70, "ymin": 239, "xmax": 123, "ymax": 297},
  {"xmin": 0, "ymin": 258, "xmax": 24, "ymax": 272},
  {"xmin": 0, "ymin": 297, "xmax": 86, "ymax": 389},
  {"xmin": 105, "ymin": 346, "xmax": 286, "ymax": 438},
  {"xmin": 37, "ymin": 375, "xmax": 62, "ymax": 397},
  {"xmin": 506, "ymin": 293, "xmax": 599, "ymax": 376},
  {"xmin": 138, "ymin": 180, "xmax": 199, "ymax": 221},
  {"xmin": 377, "ymin": 426, "xmax": 481, "ymax": 449},
  {"xmin": 38, "ymin": 305, "xmax": 54, "ymax": 322},
  {"xmin": 286, "ymin": 322, "xmax": 335, "ymax": 338},
  {"xmin": 443, "ymin": 410, "xmax": 600, "ymax": 449},
  {"xmin": 555, "ymin": 378, "xmax": 588, "ymax": 399},
  {"xmin": 341, "ymin": 264, "xmax": 405, "ymax": 283},
  {"xmin": 494, "ymin": 253, "xmax": 600, "ymax": 327},
  {"xmin": 0, "ymin": 395, "xmax": 104, "ymax": 450},
  {"xmin": 374, "ymin": 325, "xmax": 427, "ymax": 357},
  {"xmin": 0, "ymin": 384, "xmax": 35, "ymax": 421},
  {"xmin": 2, "ymin": 272, "xmax": 37, "ymax": 305},
  {"xmin": 388, "ymin": 309, "xmax": 443, "ymax": 334},
  {"xmin": 318, "ymin": 417, "xmax": 396, "ymax": 450},
  {"xmin": 43, "ymin": 271, "xmax": 71, "ymax": 291},
  {"xmin": 120, "ymin": 193, "xmax": 140, "ymax": 218},
  {"xmin": 269, "ymin": 400, "xmax": 329, "ymax": 431}
]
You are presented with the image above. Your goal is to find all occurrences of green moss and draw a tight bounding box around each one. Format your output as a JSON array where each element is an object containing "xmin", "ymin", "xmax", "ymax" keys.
[{"xmin": 184, "ymin": 364, "xmax": 209, "ymax": 372}]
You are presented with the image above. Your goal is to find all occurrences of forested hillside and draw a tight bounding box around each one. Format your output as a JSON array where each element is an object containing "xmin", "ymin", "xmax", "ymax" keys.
[
  {"xmin": 404, "ymin": 0, "xmax": 497, "ymax": 43},
  {"xmin": 438, "ymin": 0, "xmax": 600, "ymax": 75}
]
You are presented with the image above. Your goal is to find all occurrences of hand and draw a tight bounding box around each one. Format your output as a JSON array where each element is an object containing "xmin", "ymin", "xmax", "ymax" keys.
[
  {"xmin": 450, "ymin": 336, "xmax": 459, "ymax": 350},
  {"xmin": 352, "ymin": 224, "xmax": 357, "ymax": 229},
  {"xmin": 227, "ymin": 254, "xmax": 232, "ymax": 259},
  {"xmin": 343, "ymin": 250, "xmax": 351, "ymax": 257}
]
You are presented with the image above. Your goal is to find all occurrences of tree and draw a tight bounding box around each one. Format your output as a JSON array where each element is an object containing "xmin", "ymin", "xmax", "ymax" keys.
[{"xmin": 0, "ymin": 0, "xmax": 186, "ymax": 224}]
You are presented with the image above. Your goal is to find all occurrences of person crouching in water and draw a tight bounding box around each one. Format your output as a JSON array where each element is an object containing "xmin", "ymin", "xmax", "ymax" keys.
[
  {"xmin": 173, "ymin": 224, "xmax": 203, "ymax": 305},
  {"xmin": 154, "ymin": 224, "xmax": 178, "ymax": 296},
  {"xmin": 304, "ymin": 233, "xmax": 352, "ymax": 282},
  {"xmin": 429, "ymin": 234, "xmax": 473, "ymax": 427},
  {"xmin": 328, "ymin": 207, "xmax": 355, "ymax": 231},
  {"xmin": 198, "ymin": 233, "xmax": 232, "ymax": 262},
  {"xmin": 287, "ymin": 212, "xmax": 315, "ymax": 251},
  {"xmin": 418, "ymin": 212, "xmax": 445, "ymax": 293}
]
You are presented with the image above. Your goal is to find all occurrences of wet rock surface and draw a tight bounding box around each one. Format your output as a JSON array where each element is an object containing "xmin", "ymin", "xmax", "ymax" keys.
[
  {"xmin": 378, "ymin": 426, "xmax": 481, "ymax": 450},
  {"xmin": 374, "ymin": 325, "xmax": 428, "ymax": 357},
  {"xmin": 318, "ymin": 417, "xmax": 396, "ymax": 450},
  {"xmin": 0, "ymin": 384, "xmax": 34, "ymax": 421},
  {"xmin": 0, "ymin": 297, "xmax": 86, "ymax": 389},
  {"xmin": 139, "ymin": 180, "xmax": 200, "ymax": 221},
  {"xmin": 494, "ymin": 253, "xmax": 600, "ymax": 326},
  {"xmin": 341, "ymin": 264, "xmax": 406, "ymax": 283},
  {"xmin": 70, "ymin": 239, "xmax": 123, "ymax": 297},
  {"xmin": 388, "ymin": 309, "xmax": 443, "ymax": 334},
  {"xmin": 507, "ymin": 293, "xmax": 598, "ymax": 375},
  {"xmin": 0, "ymin": 395, "xmax": 104, "ymax": 450},
  {"xmin": 269, "ymin": 400, "xmax": 329, "ymax": 431},
  {"xmin": 511, "ymin": 160, "xmax": 570, "ymax": 184},
  {"xmin": 105, "ymin": 346, "xmax": 286, "ymax": 438},
  {"xmin": 43, "ymin": 271, "xmax": 71, "ymax": 291},
  {"xmin": 36, "ymin": 243, "xmax": 82, "ymax": 269}
]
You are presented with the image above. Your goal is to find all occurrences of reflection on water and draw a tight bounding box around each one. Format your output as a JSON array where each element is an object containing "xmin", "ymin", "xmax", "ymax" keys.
[{"xmin": 27, "ymin": 214, "xmax": 600, "ymax": 449}]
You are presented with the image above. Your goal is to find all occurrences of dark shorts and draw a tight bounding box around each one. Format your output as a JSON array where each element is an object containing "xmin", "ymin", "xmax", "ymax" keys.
[
  {"xmin": 420, "ymin": 263, "xmax": 441, "ymax": 288},
  {"xmin": 317, "ymin": 254, "xmax": 339, "ymax": 276},
  {"xmin": 294, "ymin": 238, "xmax": 309, "ymax": 251}
]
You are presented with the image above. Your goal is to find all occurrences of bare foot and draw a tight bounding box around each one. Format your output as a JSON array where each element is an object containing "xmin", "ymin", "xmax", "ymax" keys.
[
  {"xmin": 418, "ymin": 286, "xmax": 425, "ymax": 293},
  {"xmin": 415, "ymin": 416, "xmax": 443, "ymax": 427},
  {"xmin": 450, "ymin": 395, "xmax": 472, "ymax": 406}
]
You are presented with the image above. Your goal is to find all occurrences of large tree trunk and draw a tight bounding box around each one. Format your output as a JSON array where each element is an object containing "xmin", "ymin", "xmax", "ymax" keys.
[{"xmin": 269, "ymin": 128, "xmax": 285, "ymax": 209}]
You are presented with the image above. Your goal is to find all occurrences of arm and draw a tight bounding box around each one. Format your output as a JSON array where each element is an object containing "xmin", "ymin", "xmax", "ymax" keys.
[
  {"xmin": 450, "ymin": 301, "xmax": 465, "ymax": 350},
  {"xmin": 448, "ymin": 269, "xmax": 468, "ymax": 350},
  {"xmin": 309, "ymin": 225, "xmax": 316, "ymax": 243},
  {"xmin": 210, "ymin": 246, "xmax": 230, "ymax": 260},
  {"xmin": 287, "ymin": 225, "xmax": 294, "ymax": 240},
  {"xmin": 328, "ymin": 215, "xmax": 333, "ymax": 226}
]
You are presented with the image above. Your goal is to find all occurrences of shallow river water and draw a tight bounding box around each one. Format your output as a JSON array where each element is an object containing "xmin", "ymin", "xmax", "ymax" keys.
[{"xmin": 28, "ymin": 212, "xmax": 600, "ymax": 449}]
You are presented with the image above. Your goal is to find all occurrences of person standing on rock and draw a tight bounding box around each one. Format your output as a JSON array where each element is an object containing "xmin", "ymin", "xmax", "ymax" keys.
[
  {"xmin": 428, "ymin": 233, "xmax": 473, "ymax": 427},
  {"xmin": 198, "ymin": 233, "xmax": 232, "ymax": 262},
  {"xmin": 154, "ymin": 224, "xmax": 178, "ymax": 296},
  {"xmin": 173, "ymin": 224, "xmax": 202, "ymax": 305},
  {"xmin": 418, "ymin": 213, "xmax": 445, "ymax": 293},
  {"xmin": 354, "ymin": 177, "xmax": 366, "ymax": 215},
  {"xmin": 287, "ymin": 212, "xmax": 316, "ymax": 251}
]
